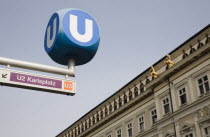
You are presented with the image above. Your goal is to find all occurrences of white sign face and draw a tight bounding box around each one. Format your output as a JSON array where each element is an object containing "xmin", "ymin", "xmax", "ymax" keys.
[{"xmin": 0, "ymin": 68, "xmax": 76, "ymax": 95}]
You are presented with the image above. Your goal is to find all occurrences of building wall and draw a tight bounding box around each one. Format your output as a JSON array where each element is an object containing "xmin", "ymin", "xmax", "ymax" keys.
[
  {"xmin": 90, "ymin": 54, "xmax": 210, "ymax": 137},
  {"xmin": 57, "ymin": 25, "xmax": 210, "ymax": 137}
]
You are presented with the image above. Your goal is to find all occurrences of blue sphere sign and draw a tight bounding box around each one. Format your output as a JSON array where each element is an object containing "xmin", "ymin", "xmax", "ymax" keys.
[{"xmin": 44, "ymin": 9, "xmax": 100, "ymax": 66}]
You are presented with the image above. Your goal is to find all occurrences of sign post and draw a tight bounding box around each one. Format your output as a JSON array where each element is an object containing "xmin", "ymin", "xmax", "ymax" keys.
[
  {"xmin": 0, "ymin": 69, "xmax": 76, "ymax": 95},
  {"xmin": 0, "ymin": 8, "xmax": 100, "ymax": 95}
]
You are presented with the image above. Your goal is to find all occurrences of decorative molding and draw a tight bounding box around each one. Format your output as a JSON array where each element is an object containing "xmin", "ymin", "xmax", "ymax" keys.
[{"xmin": 180, "ymin": 124, "xmax": 195, "ymax": 134}]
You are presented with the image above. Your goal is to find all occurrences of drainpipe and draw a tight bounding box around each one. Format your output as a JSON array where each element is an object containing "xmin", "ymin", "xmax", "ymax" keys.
[{"xmin": 167, "ymin": 78, "xmax": 177, "ymax": 137}]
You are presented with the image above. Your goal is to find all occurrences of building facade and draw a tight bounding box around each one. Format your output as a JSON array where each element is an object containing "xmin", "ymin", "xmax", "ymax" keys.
[{"xmin": 56, "ymin": 24, "xmax": 210, "ymax": 137}]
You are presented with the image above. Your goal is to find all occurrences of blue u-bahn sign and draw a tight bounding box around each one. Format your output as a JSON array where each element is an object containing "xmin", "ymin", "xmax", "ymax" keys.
[{"xmin": 44, "ymin": 9, "xmax": 100, "ymax": 66}]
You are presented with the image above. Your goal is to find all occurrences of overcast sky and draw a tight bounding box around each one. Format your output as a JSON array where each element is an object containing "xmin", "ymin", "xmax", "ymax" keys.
[{"xmin": 0, "ymin": 0, "xmax": 209, "ymax": 137}]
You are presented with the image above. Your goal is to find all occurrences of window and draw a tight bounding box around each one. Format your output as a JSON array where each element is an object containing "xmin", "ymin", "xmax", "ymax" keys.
[
  {"xmin": 190, "ymin": 45, "xmax": 196, "ymax": 54},
  {"xmin": 185, "ymin": 133, "xmax": 193, "ymax": 137},
  {"xmin": 116, "ymin": 129, "xmax": 122, "ymax": 137},
  {"xmin": 197, "ymin": 40, "xmax": 204, "ymax": 49},
  {"xmin": 105, "ymin": 107, "xmax": 108, "ymax": 116},
  {"xmin": 84, "ymin": 121, "xmax": 87, "ymax": 130},
  {"xmin": 140, "ymin": 82, "xmax": 145, "ymax": 93},
  {"xmin": 129, "ymin": 90, "xmax": 133, "ymax": 100},
  {"xmin": 179, "ymin": 87, "xmax": 187, "ymax": 105},
  {"xmin": 198, "ymin": 75, "xmax": 209, "ymax": 96},
  {"xmin": 127, "ymin": 123, "xmax": 133, "ymax": 137},
  {"xmin": 203, "ymin": 126, "xmax": 210, "ymax": 136},
  {"xmin": 124, "ymin": 94, "xmax": 128, "ymax": 104},
  {"xmin": 163, "ymin": 97, "xmax": 170, "ymax": 114},
  {"xmin": 182, "ymin": 50, "xmax": 188, "ymax": 59},
  {"xmin": 151, "ymin": 108, "xmax": 157, "ymax": 124},
  {"xmin": 134, "ymin": 87, "xmax": 138, "ymax": 97},
  {"xmin": 81, "ymin": 124, "xmax": 84, "ymax": 132},
  {"xmin": 92, "ymin": 116, "xmax": 95, "ymax": 124},
  {"xmin": 74, "ymin": 130, "xmax": 76, "ymax": 137},
  {"xmin": 109, "ymin": 104, "xmax": 112, "ymax": 113},
  {"xmin": 119, "ymin": 97, "xmax": 122, "ymax": 107},
  {"xmin": 100, "ymin": 110, "xmax": 103, "ymax": 119},
  {"xmin": 139, "ymin": 115, "xmax": 144, "ymax": 132},
  {"xmin": 107, "ymin": 134, "xmax": 112, "ymax": 137},
  {"xmin": 96, "ymin": 113, "xmax": 100, "ymax": 122},
  {"xmin": 114, "ymin": 100, "xmax": 117, "ymax": 110},
  {"xmin": 146, "ymin": 76, "xmax": 150, "ymax": 84},
  {"xmin": 88, "ymin": 119, "xmax": 91, "ymax": 127},
  {"xmin": 76, "ymin": 128, "xmax": 78, "ymax": 135},
  {"xmin": 205, "ymin": 34, "xmax": 210, "ymax": 44},
  {"xmin": 78, "ymin": 126, "xmax": 80, "ymax": 134},
  {"xmin": 165, "ymin": 133, "xmax": 173, "ymax": 137}
]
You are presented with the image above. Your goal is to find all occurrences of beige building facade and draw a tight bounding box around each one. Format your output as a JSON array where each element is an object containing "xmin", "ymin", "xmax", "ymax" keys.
[{"xmin": 56, "ymin": 24, "xmax": 210, "ymax": 137}]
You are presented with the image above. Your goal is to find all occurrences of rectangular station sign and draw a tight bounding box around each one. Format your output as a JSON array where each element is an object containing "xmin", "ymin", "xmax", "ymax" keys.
[{"xmin": 0, "ymin": 68, "xmax": 76, "ymax": 95}]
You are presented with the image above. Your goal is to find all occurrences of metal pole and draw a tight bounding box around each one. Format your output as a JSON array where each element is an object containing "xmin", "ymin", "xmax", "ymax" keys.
[
  {"xmin": 65, "ymin": 59, "xmax": 75, "ymax": 79},
  {"xmin": 0, "ymin": 57, "xmax": 75, "ymax": 77}
]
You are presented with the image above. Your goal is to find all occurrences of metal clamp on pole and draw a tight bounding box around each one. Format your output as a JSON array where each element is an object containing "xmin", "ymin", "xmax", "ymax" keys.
[{"xmin": 0, "ymin": 57, "xmax": 75, "ymax": 77}]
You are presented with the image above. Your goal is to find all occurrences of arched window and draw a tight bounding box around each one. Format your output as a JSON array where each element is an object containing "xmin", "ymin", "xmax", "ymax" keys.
[
  {"xmin": 119, "ymin": 97, "xmax": 122, "ymax": 107},
  {"xmin": 92, "ymin": 116, "xmax": 95, "ymax": 124},
  {"xmin": 140, "ymin": 81, "xmax": 145, "ymax": 93},
  {"xmin": 146, "ymin": 76, "xmax": 150, "ymax": 84},
  {"xmin": 182, "ymin": 50, "xmax": 188, "ymax": 59},
  {"xmin": 165, "ymin": 133, "xmax": 173, "ymax": 137},
  {"xmin": 85, "ymin": 121, "xmax": 87, "ymax": 130},
  {"xmin": 70, "ymin": 131, "xmax": 73, "ymax": 137},
  {"xmin": 96, "ymin": 113, "xmax": 99, "ymax": 122},
  {"xmin": 129, "ymin": 90, "xmax": 133, "ymax": 100},
  {"xmin": 114, "ymin": 100, "xmax": 117, "ymax": 110},
  {"xmin": 197, "ymin": 39, "xmax": 204, "ymax": 49},
  {"xmin": 81, "ymin": 124, "xmax": 84, "ymax": 132},
  {"xmin": 73, "ymin": 130, "xmax": 76, "ymax": 137},
  {"xmin": 109, "ymin": 104, "xmax": 112, "ymax": 113},
  {"xmin": 105, "ymin": 106, "xmax": 108, "ymax": 116},
  {"xmin": 88, "ymin": 118, "xmax": 91, "ymax": 127},
  {"xmin": 134, "ymin": 87, "xmax": 138, "ymax": 97},
  {"xmin": 189, "ymin": 45, "xmax": 196, "ymax": 54},
  {"xmin": 78, "ymin": 126, "xmax": 80, "ymax": 134},
  {"xmin": 100, "ymin": 110, "xmax": 103, "ymax": 119},
  {"xmin": 75, "ymin": 128, "xmax": 78, "ymax": 135},
  {"xmin": 205, "ymin": 34, "xmax": 210, "ymax": 44},
  {"xmin": 124, "ymin": 93, "xmax": 128, "ymax": 104}
]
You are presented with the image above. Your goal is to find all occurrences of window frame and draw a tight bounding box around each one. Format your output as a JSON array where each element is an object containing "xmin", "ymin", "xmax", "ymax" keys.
[
  {"xmin": 162, "ymin": 96, "xmax": 171, "ymax": 115},
  {"xmin": 127, "ymin": 122, "xmax": 133, "ymax": 137},
  {"xmin": 107, "ymin": 134, "xmax": 112, "ymax": 137},
  {"xmin": 201, "ymin": 123, "xmax": 210, "ymax": 137},
  {"xmin": 196, "ymin": 74, "xmax": 210, "ymax": 97},
  {"xmin": 105, "ymin": 106, "xmax": 108, "ymax": 116},
  {"xmin": 109, "ymin": 104, "xmax": 113, "ymax": 113},
  {"xmin": 138, "ymin": 114, "xmax": 145, "ymax": 132},
  {"xmin": 203, "ymin": 126, "xmax": 210, "ymax": 137},
  {"xmin": 114, "ymin": 100, "xmax": 117, "ymax": 110},
  {"xmin": 129, "ymin": 90, "xmax": 133, "ymax": 101},
  {"xmin": 140, "ymin": 82, "xmax": 145, "ymax": 93},
  {"xmin": 184, "ymin": 132, "xmax": 194, "ymax": 137},
  {"xmin": 116, "ymin": 128, "xmax": 122, "ymax": 137},
  {"xmin": 134, "ymin": 87, "xmax": 139, "ymax": 97},
  {"xmin": 124, "ymin": 93, "xmax": 128, "ymax": 104},
  {"xmin": 118, "ymin": 97, "xmax": 122, "ymax": 107},
  {"xmin": 150, "ymin": 108, "xmax": 157, "ymax": 125},
  {"xmin": 177, "ymin": 86, "xmax": 188, "ymax": 106}
]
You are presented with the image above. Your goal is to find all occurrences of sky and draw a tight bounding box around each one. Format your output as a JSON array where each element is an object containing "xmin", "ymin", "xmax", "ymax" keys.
[{"xmin": 0, "ymin": 0, "xmax": 209, "ymax": 137}]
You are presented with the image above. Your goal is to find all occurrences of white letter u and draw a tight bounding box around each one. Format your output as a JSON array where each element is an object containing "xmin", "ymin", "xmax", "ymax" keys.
[
  {"xmin": 47, "ymin": 18, "xmax": 57, "ymax": 48},
  {"xmin": 69, "ymin": 14, "xmax": 93, "ymax": 43}
]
